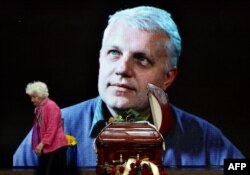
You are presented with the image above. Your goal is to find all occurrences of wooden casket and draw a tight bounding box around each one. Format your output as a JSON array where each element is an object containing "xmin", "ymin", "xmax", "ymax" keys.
[{"xmin": 95, "ymin": 121, "xmax": 164, "ymax": 175}]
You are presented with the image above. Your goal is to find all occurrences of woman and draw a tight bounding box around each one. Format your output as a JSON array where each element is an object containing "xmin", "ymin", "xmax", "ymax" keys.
[{"xmin": 25, "ymin": 81, "xmax": 68, "ymax": 175}]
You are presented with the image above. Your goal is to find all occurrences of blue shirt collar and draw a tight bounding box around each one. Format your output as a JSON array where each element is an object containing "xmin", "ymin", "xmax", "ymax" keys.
[{"xmin": 89, "ymin": 97, "xmax": 107, "ymax": 137}]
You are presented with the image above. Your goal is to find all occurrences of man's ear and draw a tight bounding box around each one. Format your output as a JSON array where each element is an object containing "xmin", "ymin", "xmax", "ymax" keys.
[{"xmin": 163, "ymin": 68, "xmax": 178, "ymax": 90}]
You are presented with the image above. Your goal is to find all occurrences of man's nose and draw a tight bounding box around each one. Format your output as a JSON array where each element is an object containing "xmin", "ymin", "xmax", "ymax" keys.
[{"xmin": 115, "ymin": 55, "xmax": 133, "ymax": 77}]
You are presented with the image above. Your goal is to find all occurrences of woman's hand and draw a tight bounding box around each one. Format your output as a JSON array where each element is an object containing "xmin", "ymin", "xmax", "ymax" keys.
[{"xmin": 35, "ymin": 142, "xmax": 45, "ymax": 156}]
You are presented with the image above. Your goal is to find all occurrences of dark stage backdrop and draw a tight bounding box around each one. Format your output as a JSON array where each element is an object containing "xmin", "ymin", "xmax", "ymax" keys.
[{"xmin": 1, "ymin": 0, "xmax": 249, "ymax": 168}]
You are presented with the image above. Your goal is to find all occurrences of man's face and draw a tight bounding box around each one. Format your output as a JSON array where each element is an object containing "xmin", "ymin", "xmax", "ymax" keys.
[{"xmin": 98, "ymin": 20, "xmax": 172, "ymax": 114}]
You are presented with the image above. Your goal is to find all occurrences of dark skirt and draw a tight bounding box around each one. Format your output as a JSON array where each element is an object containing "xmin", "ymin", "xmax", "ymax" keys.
[{"xmin": 34, "ymin": 146, "xmax": 67, "ymax": 175}]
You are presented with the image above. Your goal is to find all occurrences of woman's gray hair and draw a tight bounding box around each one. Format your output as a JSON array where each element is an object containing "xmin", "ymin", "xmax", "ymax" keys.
[
  {"xmin": 104, "ymin": 6, "xmax": 182, "ymax": 72},
  {"xmin": 25, "ymin": 81, "xmax": 49, "ymax": 97}
]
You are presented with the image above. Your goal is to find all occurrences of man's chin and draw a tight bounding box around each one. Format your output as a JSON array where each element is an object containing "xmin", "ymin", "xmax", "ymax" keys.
[{"xmin": 106, "ymin": 98, "xmax": 133, "ymax": 109}]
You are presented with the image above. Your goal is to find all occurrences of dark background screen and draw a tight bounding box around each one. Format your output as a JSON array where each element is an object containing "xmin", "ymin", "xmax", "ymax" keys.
[{"xmin": 1, "ymin": 0, "xmax": 249, "ymax": 168}]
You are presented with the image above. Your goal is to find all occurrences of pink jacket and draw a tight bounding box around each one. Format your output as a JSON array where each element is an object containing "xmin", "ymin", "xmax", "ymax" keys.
[{"xmin": 32, "ymin": 98, "xmax": 67, "ymax": 153}]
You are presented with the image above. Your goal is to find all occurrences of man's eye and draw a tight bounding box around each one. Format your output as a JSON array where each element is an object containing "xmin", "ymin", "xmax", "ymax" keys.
[
  {"xmin": 108, "ymin": 50, "xmax": 120, "ymax": 56},
  {"xmin": 135, "ymin": 57, "xmax": 151, "ymax": 66}
]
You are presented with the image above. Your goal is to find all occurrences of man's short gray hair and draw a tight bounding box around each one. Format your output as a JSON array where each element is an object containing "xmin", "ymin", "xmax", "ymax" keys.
[{"xmin": 105, "ymin": 6, "xmax": 182, "ymax": 72}]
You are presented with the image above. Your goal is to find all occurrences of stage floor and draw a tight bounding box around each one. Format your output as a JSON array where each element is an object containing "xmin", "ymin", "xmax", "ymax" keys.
[{"xmin": 0, "ymin": 167, "xmax": 223, "ymax": 175}]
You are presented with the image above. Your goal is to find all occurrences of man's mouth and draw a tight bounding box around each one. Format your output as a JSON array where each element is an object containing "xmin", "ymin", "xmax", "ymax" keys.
[{"xmin": 108, "ymin": 83, "xmax": 135, "ymax": 91}]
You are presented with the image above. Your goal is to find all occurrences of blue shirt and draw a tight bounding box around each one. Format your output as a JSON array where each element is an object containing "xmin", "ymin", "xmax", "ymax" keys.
[{"xmin": 13, "ymin": 96, "xmax": 244, "ymax": 167}]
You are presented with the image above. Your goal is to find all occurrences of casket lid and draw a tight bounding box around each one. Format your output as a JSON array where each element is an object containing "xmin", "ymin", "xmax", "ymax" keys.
[{"xmin": 148, "ymin": 83, "xmax": 173, "ymax": 136}]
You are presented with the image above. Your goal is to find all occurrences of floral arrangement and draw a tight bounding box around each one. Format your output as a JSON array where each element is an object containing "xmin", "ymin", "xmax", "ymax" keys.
[
  {"xmin": 103, "ymin": 158, "xmax": 167, "ymax": 175},
  {"xmin": 109, "ymin": 109, "xmax": 146, "ymax": 123},
  {"xmin": 65, "ymin": 134, "xmax": 77, "ymax": 146}
]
